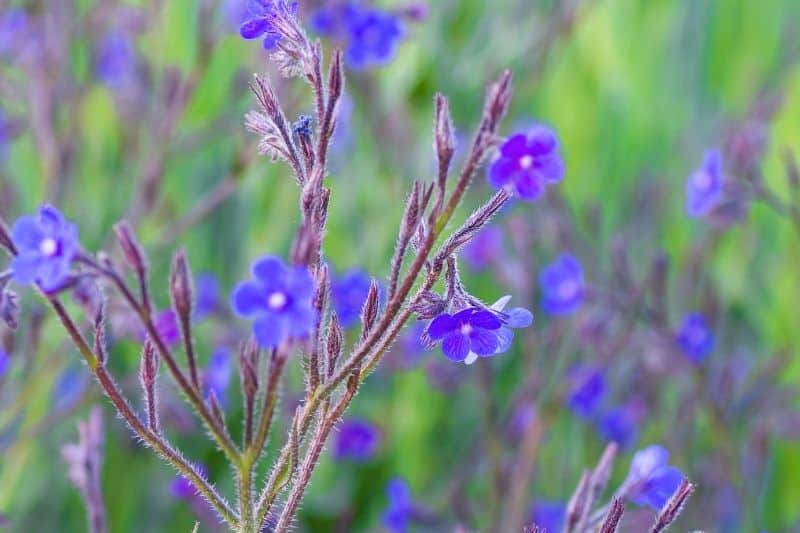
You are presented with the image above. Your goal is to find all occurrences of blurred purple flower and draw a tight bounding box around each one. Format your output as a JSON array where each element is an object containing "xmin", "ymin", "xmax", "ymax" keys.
[
  {"xmin": 539, "ymin": 253, "xmax": 584, "ymax": 316},
  {"xmin": 239, "ymin": 0, "xmax": 297, "ymax": 50},
  {"xmin": 566, "ymin": 366, "xmax": 605, "ymax": 419},
  {"xmin": 170, "ymin": 464, "xmax": 208, "ymax": 500},
  {"xmin": 0, "ymin": 8, "xmax": 27, "ymax": 56},
  {"xmin": 488, "ymin": 125, "xmax": 564, "ymax": 201},
  {"xmin": 622, "ymin": 444, "xmax": 684, "ymax": 510},
  {"xmin": 10, "ymin": 205, "xmax": 79, "ymax": 292},
  {"xmin": 52, "ymin": 367, "xmax": 89, "ymax": 411},
  {"xmin": 0, "ymin": 349, "xmax": 9, "ymax": 377},
  {"xmin": 0, "ymin": 108, "xmax": 22, "ymax": 159},
  {"xmin": 530, "ymin": 500, "xmax": 565, "ymax": 532},
  {"xmin": 311, "ymin": 2, "xmax": 404, "ymax": 69},
  {"xmin": 95, "ymin": 32, "xmax": 137, "ymax": 89},
  {"xmin": 331, "ymin": 269, "xmax": 372, "ymax": 328},
  {"xmin": 399, "ymin": 321, "xmax": 429, "ymax": 367},
  {"xmin": 344, "ymin": 6, "xmax": 404, "ymax": 69},
  {"xmin": 596, "ymin": 404, "xmax": 639, "ymax": 449},
  {"xmin": 462, "ymin": 225, "xmax": 503, "ymax": 272},
  {"xmin": 231, "ymin": 256, "xmax": 316, "ymax": 348},
  {"xmin": 676, "ymin": 313, "xmax": 714, "ymax": 363},
  {"xmin": 203, "ymin": 347, "xmax": 232, "ymax": 405},
  {"xmin": 686, "ymin": 149, "xmax": 724, "ymax": 218},
  {"xmin": 194, "ymin": 273, "xmax": 220, "ymax": 319},
  {"xmin": 508, "ymin": 403, "xmax": 537, "ymax": 439},
  {"xmin": 333, "ymin": 419, "xmax": 380, "ymax": 462},
  {"xmin": 152, "ymin": 309, "xmax": 181, "ymax": 346},
  {"xmin": 382, "ymin": 477, "xmax": 415, "ymax": 533}
]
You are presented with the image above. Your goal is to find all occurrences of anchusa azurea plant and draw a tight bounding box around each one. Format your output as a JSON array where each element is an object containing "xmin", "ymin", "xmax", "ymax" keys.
[{"xmin": 0, "ymin": 3, "xmax": 585, "ymax": 531}]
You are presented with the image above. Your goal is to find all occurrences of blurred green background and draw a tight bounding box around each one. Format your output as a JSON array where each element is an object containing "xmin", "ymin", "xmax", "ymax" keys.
[{"xmin": 2, "ymin": 0, "xmax": 800, "ymax": 531}]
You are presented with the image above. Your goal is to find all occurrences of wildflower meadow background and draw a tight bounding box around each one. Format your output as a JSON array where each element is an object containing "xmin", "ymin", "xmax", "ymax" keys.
[{"xmin": 2, "ymin": 0, "xmax": 800, "ymax": 532}]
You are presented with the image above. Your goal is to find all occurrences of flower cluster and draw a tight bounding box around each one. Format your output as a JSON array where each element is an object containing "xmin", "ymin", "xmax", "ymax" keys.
[
  {"xmin": 310, "ymin": 1, "xmax": 405, "ymax": 69},
  {"xmin": 331, "ymin": 268, "xmax": 373, "ymax": 328},
  {"xmin": 333, "ymin": 419, "xmax": 380, "ymax": 462},
  {"xmin": 676, "ymin": 312, "xmax": 715, "ymax": 363},
  {"xmin": 539, "ymin": 253, "xmax": 584, "ymax": 316},
  {"xmin": 240, "ymin": 0, "xmax": 298, "ymax": 50},
  {"xmin": 488, "ymin": 125, "xmax": 564, "ymax": 201},
  {"xmin": 686, "ymin": 149, "xmax": 724, "ymax": 217},
  {"xmin": 620, "ymin": 445, "xmax": 685, "ymax": 510}
]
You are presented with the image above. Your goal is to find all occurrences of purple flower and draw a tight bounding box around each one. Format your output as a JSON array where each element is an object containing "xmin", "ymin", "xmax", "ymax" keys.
[
  {"xmin": 231, "ymin": 255, "xmax": 316, "ymax": 349},
  {"xmin": 399, "ymin": 321, "xmax": 429, "ymax": 367},
  {"xmin": 488, "ymin": 125, "xmax": 564, "ymax": 201},
  {"xmin": 10, "ymin": 205, "xmax": 79, "ymax": 292},
  {"xmin": 171, "ymin": 464, "xmax": 208, "ymax": 500},
  {"xmin": 622, "ymin": 445, "xmax": 684, "ymax": 510},
  {"xmin": 0, "ymin": 9, "xmax": 27, "ymax": 56},
  {"xmin": 203, "ymin": 347, "xmax": 232, "ymax": 405},
  {"xmin": 539, "ymin": 254, "xmax": 584, "ymax": 316},
  {"xmin": 343, "ymin": 6, "xmax": 404, "ymax": 70},
  {"xmin": 566, "ymin": 366, "xmax": 605, "ymax": 419},
  {"xmin": 0, "ymin": 349, "xmax": 9, "ymax": 377},
  {"xmin": 426, "ymin": 296, "xmax": 533, "ymax": 365},
  {"xmin": 686, "ymin": 149, "xmax": 724, "ymax": 217},
  {"xmin": 676, "ymin": 313, "xmax": 714, "ymax": 363},
  {"xmin": 142, "ymin": 309, "xmax": 181, "ymax": 347},
  {"xmin": 95, "ymin": 32, "xmax": 137, "ymax": 89},
  {"xmin": 331, "ymin": 269, "xmax": 372, "ymax": 328},
  {"xmin": 220, "ymin": 0, "xmax": 250, "ymax": 31},
  {"xmin": 530, "ymin": 500, "xmax": 565, "ymax": 532},
  {"xmin": 462, "ymin": 225, "xmax": 503, "ymax": 272},
  {"xmin": 382, "ymin": 477, "xmax": 415, "ymax": 533},
  {"xmin": 239, "ymin": 0, "xmax": 297, "ymax": 50},
  {"xmin": 596, "ymin": 404, "xmax": 640, "ymax": 450},
  {"xmin": 333, "ymin": 419, "xmax": 381, "ymax": 462},
  {"xmin": 194, "ymin": 273, "xmax": 220, "ymax": 319}
]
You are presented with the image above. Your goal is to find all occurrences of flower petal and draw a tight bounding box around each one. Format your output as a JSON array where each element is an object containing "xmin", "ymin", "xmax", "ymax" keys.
[
  {"xmin": 231, "ymin": 281, "xmax": 266, "ymax": 316},
  {"xmin": 10, "ymin": 215, "xmax": 44, "ymax": 251},
  {"xmin": 494, "ymin": 327, "xmax": 514, "ymax": 354},
  {"xmin": 506, "ymin": 307, "xmax": 533, "ymax": 328},
  {"xmin": 252, "ymin": 256, "xmax": 287, "ymax": 284},
  {"xmin": 441, "ymin": 332, "xmax": 469, "ymax": 361},
  {"xmin": 240, "ymin": 17, "xmax": 270, "ymax": 39},
  {"xmin": 252, "ymin": 312, "xmax": 286, "ymax": 348},
  {"xmin": 487, "ymin": 156, "xmax": 517, "ymax": 189},
  {"xmin": 470, "ymin": 310, "xmax": 502, "ymax": 330},
  {"xmin": 501, "ymin": 134, "xmax": 528, "ymax": 158},
  {"xmin": 10, "ymin": 252, "xmax": 43, "ymax": 284},
  {"xmin": 287, "ymin": 305, "xmax": 317, "ymax": 338},
  {"xmin": 514, "ymin": 171, "xmax": 544, "ymax": 200},
  {"xmin": 526, "ymin": 126, "xmax": 557, "ymax": 155},
  {"xmin": 469, "ymin": 328, "xmax": 499, "ymax": 356},
  {"xmin": 427, "ymin": 314, "xmax": 456, "ymax": 340}
]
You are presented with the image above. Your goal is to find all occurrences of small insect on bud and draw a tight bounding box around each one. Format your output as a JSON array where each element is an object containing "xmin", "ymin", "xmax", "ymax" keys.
[
  {"xmin": 113, "ymin": 221, "xmax": 147, "ymax": 274},
  {"xmin": 170, "ymin": 249, "xmax": 194, "ymax": 320}
]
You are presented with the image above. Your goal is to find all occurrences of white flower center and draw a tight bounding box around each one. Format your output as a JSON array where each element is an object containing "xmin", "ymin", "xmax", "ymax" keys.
[
  {"xmin": 267, "ymin": 292, "xmax": 287, "ymax": 310},
  {"xmin": 519, "ymin": 155, "xmax": 534, "ymax": 169},
  {"xmin": 558, "ymin": 279, "xmax": 579, "ymax": 300},
  {"xmin": 39, "ymin": 237, "xmax": 58, "ymax": 257},
  {"xmin": 460, "ymin": 323, "xmax": 473, "ymax": 335}
]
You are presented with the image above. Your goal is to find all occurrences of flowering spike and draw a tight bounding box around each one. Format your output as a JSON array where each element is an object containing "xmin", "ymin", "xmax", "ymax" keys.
[
  {"xmin": 564, "ymin": 470, "xmax": 591, "ymax": 533},
  {"xmin": 326, "ymin": 312, "xmax": 343, "ymax": 378},
  {"xmin": 114, "ymin": 220, "xmax": 147, "ymax": 275},
  {"xmin": 359, "ymin": 279, "xmax": 381, "ymax": 341},
  {"xmin": 170, "ymin": 249, "xmax": 194, "ymax": 320},
  {"xmin": 434, "ymin": 93, "xmax": 455, "ymax": 204},
  {"xmin": 599, "ymin": 498, "xmax": 625, "ymax": 533},
  {"xmin": 649, "ymin": 479, "xmax": 695, "ymax": 533},
  {"xmin": 139, "ymin": 341, "xmax": 159, "ymax": 433}
]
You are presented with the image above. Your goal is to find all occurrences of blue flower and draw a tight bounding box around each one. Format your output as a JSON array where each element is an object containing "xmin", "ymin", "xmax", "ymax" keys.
[
  {"xmin": 231, "ymin": 256, "xmax": 316, "ymax": 348},
  {"xmin": 331, "ymin": 268, "xmax": 372, "ymax": 328},
  {"xmin": 488, "ymin": 126, "xmax": 564, "ymax": 201},
  {"xmin": 676, "ymin": 313, "xmax": 714, "ymax": 363},
  {"xmin": 0, "ymin": 348, "xmax": 9, "ymax": 377},
  {"xmin": 686, "ymin": 149, "xmax": 724, "ymax": 218},
  {"xmin": 622, "ymin": 445, "xmax": 685, "ymax": 510},
  {"xmin": 596, "ymin": 405, "xmax": 639, "ymax": 450},
  {"xmin": 530, "ymin": 500, "xmax": 565, "ymax": 532},
  {"xmin": 220, "ymin": 0, "xmax": 250, "ymax": 31},
  {"xmin": 462, "ymin": 225, "xmax": 504, "ymax": 272},
  {"xmin": 333, "ymin": 419, "xmax": 380, "ymax": 462},
  {"xmin": 425, "ymin": 297, "xmax": 532, "ymax": 364},
  {"xmin": 566, "ymin": 366, "xmax": 605, "ymax": 419},
  {"xmin": 10, "ymin": 205, "xmax": 79, "ymax": 292},
  {"xmin": 343, "ymin": 6, "xmax": 404, "ymax": 70},
  {"xmin": 95, "ymin": 32, "xmax": 137, "ymax": 89},
  {"xmin": 239, "ymin": 0, "xmax": 297, "ymax": 50},
  {"xmin": 194, "ymin": 273, "xmax": 220, "ymax": 319},
  {"xmin": 171, "ymin": 464, "xmax": 208, "ymax": 500},
  {"xmin": 399, "ymin": 321, "xmax": 428, "ymax": 367},
  {"xmin": 382, "ymin": 477, "xmax": 415, "ymax": 533},
  {"xmin": 539, "ymin": 253, "xmax": 584, "ymax": 316},
  {"xmin": 203, "ymin": 347, "xmax": 232, "ymax": 405}
]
